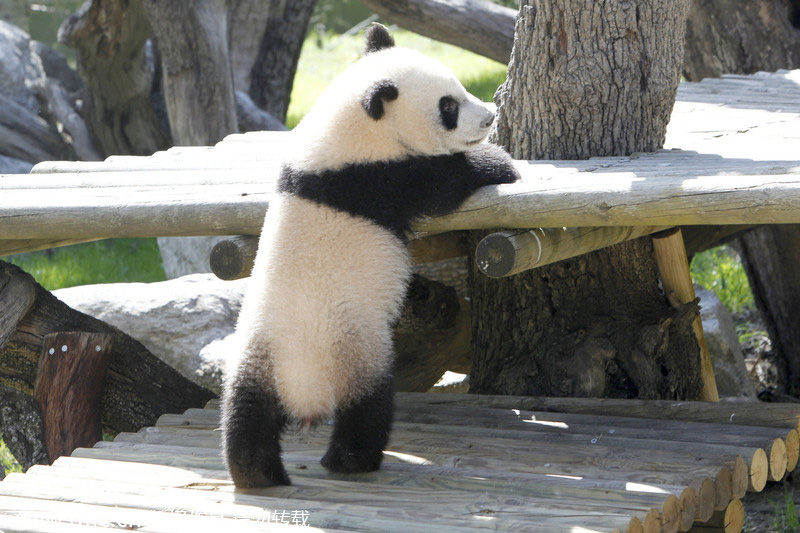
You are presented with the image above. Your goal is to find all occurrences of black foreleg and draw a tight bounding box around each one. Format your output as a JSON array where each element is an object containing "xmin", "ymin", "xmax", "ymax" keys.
[
  {"xmin": 221, "ymin": 362, "xmax": 290, "ymax": 487},
  {"xmin": 321, "ymin": 374, "xmax": 394, "ymax": 474}
]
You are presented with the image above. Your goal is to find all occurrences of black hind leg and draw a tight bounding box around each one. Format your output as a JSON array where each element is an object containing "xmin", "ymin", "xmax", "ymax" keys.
[
  {"xmin": 221, "ymin": 359, "xmax": 290, "ymax": 487},
  {"xmin": 321, "ymin": 374, "xmax": 394, "ymax": 473}
]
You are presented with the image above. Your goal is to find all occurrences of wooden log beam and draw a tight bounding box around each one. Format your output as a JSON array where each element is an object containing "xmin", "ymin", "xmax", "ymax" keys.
[
  {"xmin": 652, "ymin": 228, "xmax": 719, "ymax": 402},
  {"xmin": 475, "ymin": 226, "xmax": 668, "ymax": 278},
  {"xmin": 358, "ymin": 0, "xmax": 516, "ymax": 64},
  {"xmin": 33, "ymin": 332, "xmax": 113, "ymax": 462},
  {"xmin": 4, "ymin": 154, "xmax": 800, "ymax": 244},
  {"xmin": 208, "ymin": 235, "xmax": 258, "ymax": 281},
  {"xmin": 209, "ymin": 233, "xmax": 467, "ymax": 281},
  {"xmin": 692, "ymin": 498, "xmax": 744, "ymax": 533}
]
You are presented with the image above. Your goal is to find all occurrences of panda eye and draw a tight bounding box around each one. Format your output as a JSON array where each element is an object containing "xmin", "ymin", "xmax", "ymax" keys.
[{"xmin": 439, "ymin": 96, "xmax": 459, "ymax": 130}]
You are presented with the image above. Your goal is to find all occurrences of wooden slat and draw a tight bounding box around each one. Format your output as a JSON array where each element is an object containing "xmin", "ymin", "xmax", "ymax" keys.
[
  {"xmin": 4, "ymin": 161, "xmax": 800, "ymax": 243},
  {"xmin": 6, "ymin": 389, "xmax": 800, "ymax": 532},
  {"xmin": 397, "ymin": 393, "xmax": 800, "ymax": 433},
  {"xmin": 0, "ymin": 494, "xmax": 336, "ymax": 533},
  {"xmin": 0, "ymin": 469, "xmax": 635, "ymax": 532}
]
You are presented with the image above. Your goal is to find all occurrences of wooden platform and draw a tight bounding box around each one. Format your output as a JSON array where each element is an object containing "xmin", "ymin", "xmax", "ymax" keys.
[
  {"xmin": 2, "ymin": 392, "xmax": 800, "ymax": 532},
  {"xmin": 2, "ymin": 70, "xmax": 800, "ymax": 256}
]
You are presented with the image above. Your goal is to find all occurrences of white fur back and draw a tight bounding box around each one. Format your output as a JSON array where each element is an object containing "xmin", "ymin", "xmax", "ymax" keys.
[{"xmin": 235, "ymin": 195, "xmax": 411, "ymax": 421}]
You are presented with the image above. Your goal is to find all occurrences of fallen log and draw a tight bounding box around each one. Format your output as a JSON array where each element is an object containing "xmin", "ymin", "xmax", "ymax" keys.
[
  {"xmin": 359, "ymin": 0, "xmax": 515, "ymax": 64},
  {"xmin": 0, "ymin": 261, "xmax": 216, "ymax": 435},
  {"xmin": 0, "ymin": 93, "xmax": 68, "ymax": 163}
]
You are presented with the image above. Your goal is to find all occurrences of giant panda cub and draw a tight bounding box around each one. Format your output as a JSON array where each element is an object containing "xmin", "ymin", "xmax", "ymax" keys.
[{"xmin": 221, "ymin": 23, "xmax": 520, "ymax": 488}]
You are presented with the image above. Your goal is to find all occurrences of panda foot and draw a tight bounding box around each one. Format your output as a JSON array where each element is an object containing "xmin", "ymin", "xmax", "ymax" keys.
[
  {"xmin": 228, "ymin": 460, "xmax": 291, "ymax": 488},
  {"xmin": 321, "ymin": 445, "xmax": 383, "ymax": 474}
]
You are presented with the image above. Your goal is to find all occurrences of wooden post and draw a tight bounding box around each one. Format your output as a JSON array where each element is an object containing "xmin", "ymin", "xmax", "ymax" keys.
[
  {"xmin": 651, "ymin": 228, "xmax": 720, "ymax": 402},
  {"xmin": 33, "ymin": 332, "xmax": 114, "ymax": 462}
]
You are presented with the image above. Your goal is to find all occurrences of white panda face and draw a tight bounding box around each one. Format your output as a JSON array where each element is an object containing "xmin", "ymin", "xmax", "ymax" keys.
[
  {"xmin": 289, "ymin": 29, "xmax": 496, "ymax": 171},
  {"xmin": 361, "ymin": 51, "xmax": 496, "ymax": 157}
]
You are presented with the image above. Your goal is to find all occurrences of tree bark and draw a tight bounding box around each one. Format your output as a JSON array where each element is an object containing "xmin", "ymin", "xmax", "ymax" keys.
[
  {"xmin": 735, "ymin": 226, "xmax": 800, "ymax": 397},
  {"xmin": 0, "ymin": 384, "xmax": 49, "ymax": 474},
  {"xmin": 359, "ymin": 0, "xmax": 516, "ymax": 64},
  {"xmin": 142, "ymin": 0, "xmax": 238, "ymax": 146},
  {"xmin": 248, "ymin": 0, "xmax": 319, "ymax": 123},
  {"xmin": 59, "ymin": 0, "xmax": 171, "ymax": 156},
  {"xmin": 493, "ymin": 1, "xmax": 686, "ymax": 160},
  {"xmin": 683, "ymin": 0, "xmax": 800, "ymax": 82},
  {"xmin": 0, "ymin": 261, "xmax": 215, "ymax": 435},
  {"xmin": 469, "ymin": 0, "xmax": 701, "ymax": 400}
]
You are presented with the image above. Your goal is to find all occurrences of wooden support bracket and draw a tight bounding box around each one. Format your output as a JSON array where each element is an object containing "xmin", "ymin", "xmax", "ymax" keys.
[
  {"xmin": 33, "ymin": 331, "xmax": 114, "ymax": 462},
  {"xmin": 651, "ymin": 228, "xmax": 720, "ymax": 402}
]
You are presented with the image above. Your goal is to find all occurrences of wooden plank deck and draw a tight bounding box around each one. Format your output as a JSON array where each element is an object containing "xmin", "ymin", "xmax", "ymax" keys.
[{"xmin": 2, "ymin": 392, "xmax": 800, "ymax": 532}]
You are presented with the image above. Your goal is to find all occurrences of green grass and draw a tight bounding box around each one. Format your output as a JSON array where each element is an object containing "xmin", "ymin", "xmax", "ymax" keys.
[
  {"xmin": 771, "ymin": 489, "xmax": 800, "ymax": 532},
  {"xmin": 1, "ymin": 238, "xmax": 166, "ymax": 291},
  {"xmin": 690, "ymin": 245, "xmax": 755, "ymax": 315},
  {"xmin": 286, "ymin": 29, "xmax": 508, "ymax": 127},
  {"xmin": 0, "ymin": 437, "xmax": 22, "ymax": 477}
]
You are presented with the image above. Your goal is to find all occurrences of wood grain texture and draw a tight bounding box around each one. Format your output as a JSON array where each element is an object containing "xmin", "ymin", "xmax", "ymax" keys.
[
  {"xmin": 3, "ymin": 392, "xmax": 792, "ymax": 532},
  {"xmin": 476, "ymin": 225, "xmax": 669, "ymax": 278},
  {"xmin": 33, "ymin": 332, "xmax": 113, "ymax": 461},
  {"xmin": 652, "ymin": 228, "xmax": 719, "ymax": 402}
]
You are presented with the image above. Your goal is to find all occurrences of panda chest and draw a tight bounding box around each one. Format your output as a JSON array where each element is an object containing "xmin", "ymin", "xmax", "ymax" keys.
[{"xmin": 257, "ymin": 196, "xmax": 410, "ymax": 403}]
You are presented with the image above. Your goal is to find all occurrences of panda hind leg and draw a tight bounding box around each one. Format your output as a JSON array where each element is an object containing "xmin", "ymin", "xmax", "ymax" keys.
[
  {"xmin": 321, "ymin": 374, "xmax": 394, "ymax": 474},
  {"xmin": 221, "ymin": 361, "xmax": 290, "ymax": 487}
]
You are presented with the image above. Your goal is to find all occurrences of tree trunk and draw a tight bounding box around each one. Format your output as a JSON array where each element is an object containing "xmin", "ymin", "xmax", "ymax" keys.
[
  {"xmin": 493, "ymin": 1, "xmax": 686, "ymax": 160},
  {"xmin": 142, "ymin": 0, "xmax": 238, "ymax": 146},
  {"xmin": 683, "ymin": 0, "xmax": 800, "ymax": 82},
  {"xmin": 469, "ymin": 0, "xmax": 701, "ymax": 400},
  {"xmin": 681, "ymin": 0, "xmax": 800, "ymax": 400},
  {"xmin": 735, "ymin": 226, "xmax": 800, "ymax": 397},
  {"xmin": 248, "ymin": 0, "xmax": 319, "ymax": 123},
  {"xmin": 59, "ymin": 0, "xmax": 171, "ymax": 156}
]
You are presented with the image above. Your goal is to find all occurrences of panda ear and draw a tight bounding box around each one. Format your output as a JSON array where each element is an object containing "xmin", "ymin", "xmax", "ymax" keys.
[
  {"xmin": 364, "ymin": 23, "xmax": 395, "ymax": 54},
  {"xmin": 362, "ymin": 80, "xmax": 399, "ymax": 120}
]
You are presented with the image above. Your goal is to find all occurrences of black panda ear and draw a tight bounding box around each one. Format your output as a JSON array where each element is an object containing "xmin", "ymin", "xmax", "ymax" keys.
[
  {"xmin": 362, "ymin": 80, "xmax": 399, "ymax": 120},
  {"xmin": 364, "ymin": 23, "xmax": 395, "ymax": 54}
]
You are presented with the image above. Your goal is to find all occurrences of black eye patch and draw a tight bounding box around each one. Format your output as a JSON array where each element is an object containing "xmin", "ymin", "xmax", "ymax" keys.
[{"xmin": 439, "ymin": 96, "xmax": 459, "ymax": 130}]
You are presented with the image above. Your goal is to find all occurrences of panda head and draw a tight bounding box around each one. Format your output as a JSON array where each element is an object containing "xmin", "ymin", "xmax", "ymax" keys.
[{"xmin": 291, "ymin": 24, "xmax": 497, "ymax": 171}]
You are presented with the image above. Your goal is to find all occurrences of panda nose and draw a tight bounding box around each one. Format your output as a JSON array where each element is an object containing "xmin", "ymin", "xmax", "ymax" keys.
[{"xmin": 481, "ymin": 110, "xmax": 495, "ymax": 129}]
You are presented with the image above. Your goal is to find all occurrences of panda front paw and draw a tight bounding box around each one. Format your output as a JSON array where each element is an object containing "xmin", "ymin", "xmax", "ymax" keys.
[
  {"xmin": 465, "ymin": 143, "xmax": 521, "ymax": 186},
  {"xmin": 321, "ymin": 444, "xmax": 384, "ymax": 474}
]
